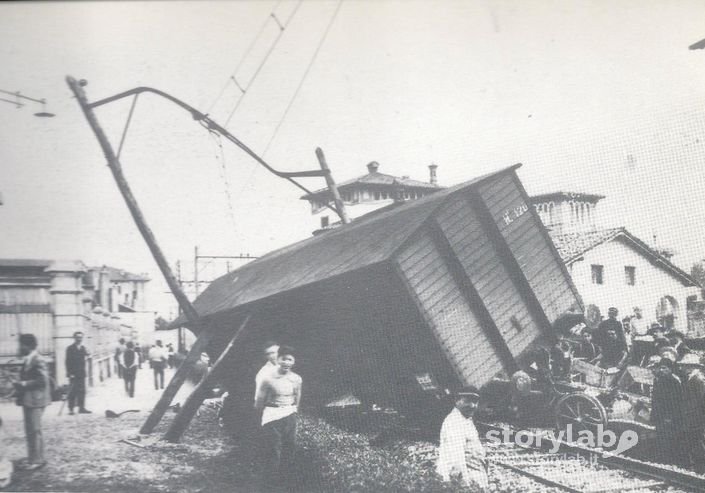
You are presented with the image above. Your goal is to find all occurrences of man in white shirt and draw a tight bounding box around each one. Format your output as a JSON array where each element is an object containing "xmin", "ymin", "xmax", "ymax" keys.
[
  {"xmin": 148, "ymin": 340, "xmax": 168, "ymax": 390},
  {"xmin": 631, "ymin": 307, "xmax": 652, "ymax": 365},
  {"xmin": 437, "ymin": 386, "xmax": 488, "ymax": 490},
  {"xmin": 254, "ymin": 341, "xmax": 279, "ymax": 406}
]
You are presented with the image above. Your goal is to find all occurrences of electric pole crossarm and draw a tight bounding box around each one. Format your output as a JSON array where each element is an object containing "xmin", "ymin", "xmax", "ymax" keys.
[
  {"xmin": 87, "ymin": 85, "xmax": 325, "ymax": 179},
  {"xmin": 84, "ymin": 82, "xmax": 343, "ymax": 218},
  {"xmin": 66, "ymin": 76, "xmax": 200, "ymax": 325}
]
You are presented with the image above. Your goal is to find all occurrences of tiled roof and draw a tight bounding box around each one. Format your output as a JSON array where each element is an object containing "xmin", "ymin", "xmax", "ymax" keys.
[
  {"xmin": 301, "ymin": 171, "xmax": 441, "ymax": 200},
  {"xmin": 0, "ymin": 259, "xmax": 52, "ymax": 268},
  {"xmin": 549, "ymin": 227, "xmax": 697, "ymax": 286},
  {"xmin": 91, "ymin": 265, "xmax": 150, "ymax": 282},
  {"xmin": 171, "ymin": 164, "xmax": 521, "ymax": 327},
  {"xmin": 530, "ymin": 191, "xmax": 605, "ymax": 203}
]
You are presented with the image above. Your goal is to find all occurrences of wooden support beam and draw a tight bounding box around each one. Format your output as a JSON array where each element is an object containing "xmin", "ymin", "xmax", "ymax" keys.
[
  {"xmin": 427, "ymin": 220, "xmax": 519, "ymax": 375},
  {"xmin": 139, "ymin": 330, "xmax": 212, "ymax": 434},
  {"xmin": 467, "ymin": 191, "xmax": 554, "ymax": 334},
  {"xmin": 163, "ymin": 314, "xmax": 251, "ymax": 443}
]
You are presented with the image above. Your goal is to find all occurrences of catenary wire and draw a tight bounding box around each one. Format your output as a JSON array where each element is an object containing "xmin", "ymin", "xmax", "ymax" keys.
[{"xmin": 261, "ymin": 0, "xmax": 344, "ymax": 158}]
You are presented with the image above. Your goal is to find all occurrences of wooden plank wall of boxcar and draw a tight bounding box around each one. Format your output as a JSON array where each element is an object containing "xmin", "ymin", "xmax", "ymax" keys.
[
  {"xmin": 476, "ymin": 173, "xmax": 581, "ymax": 324},
  {"xmin": 209, "ymin": 263, "xmax": 457, "ymax": 412},
  {"xmin": 433, "ymin": 191, "xmax": 543, "ymax": 359},
  {"xmin": 394, "ymin": 225, "xmax": 505, "ymax": 388}
]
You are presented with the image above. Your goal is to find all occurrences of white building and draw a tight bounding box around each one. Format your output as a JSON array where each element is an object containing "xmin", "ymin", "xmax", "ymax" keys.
[
  {"xmin": 86, "ymin": 266, "xmax": 155, "ymax": 344},
  {"xmin": 300, "ymin": 161, "xmax": 442, "ymax": 234},
  {"xmin": 530, "ymin": 192, "xmax": 699, "ymax": 332}
]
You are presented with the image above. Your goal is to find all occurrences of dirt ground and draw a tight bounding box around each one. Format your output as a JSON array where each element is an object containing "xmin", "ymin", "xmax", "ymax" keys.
[{"xmin": 1, "ymin": 367, "xmax": 274, "ymax": 493}]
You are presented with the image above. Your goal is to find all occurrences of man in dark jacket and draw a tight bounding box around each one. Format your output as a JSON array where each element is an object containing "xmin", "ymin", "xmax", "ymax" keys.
[
  {"xmin": 65, "ymin": 331, "xmax": 91, "ymax": 415},
  {"xmin": 651, "ymin": 357, "xmax": 684, "ymax": 465},
  {"xmin": 573, "ymin": 328, "xmax": 601, "ymax": 362},
  {"xmin": 594, "ymin": 328, "xmax": 628, "ymax": 370},
  {"xmin": 13, "ymin": 333, "xmax": 51, "ymax": 470},
  {"xmin": 119, "ymin": 341, "xmax": 139, "ymax": 398},
  {"xmin": 678, "ymin": 353, "xmax": 705, "ymax": 472},
  {"xmin": 594, "ymin": 307, "xmax": 627, "ymax": 350}
]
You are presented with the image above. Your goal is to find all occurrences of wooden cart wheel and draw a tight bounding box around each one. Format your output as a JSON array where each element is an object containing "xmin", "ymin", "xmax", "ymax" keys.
[{"xmin": 554, "ymin": 392, "xmax": 607, "ymax": 435}]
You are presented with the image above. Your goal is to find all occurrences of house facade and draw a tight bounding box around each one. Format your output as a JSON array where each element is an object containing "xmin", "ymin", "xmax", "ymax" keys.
[{"xmin": 529, "ymin": 193, "xmax": 700, "ymax": 333}]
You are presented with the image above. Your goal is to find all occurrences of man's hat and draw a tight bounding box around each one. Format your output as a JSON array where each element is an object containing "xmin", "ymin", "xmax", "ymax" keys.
[
  {"xmin": 608, "ymin": 307, "xmax": 618, "ymax": 314},
  {"xmin": 678, "ymin": 353, "xmax": 705, "ymax": 368},
  {"xmin": 454, "ymin": 386, "xmax": 480, "ymax": 400},
  {"xmin": 659, "ymin": 346, "xmax": 678, "ymax": 362}
]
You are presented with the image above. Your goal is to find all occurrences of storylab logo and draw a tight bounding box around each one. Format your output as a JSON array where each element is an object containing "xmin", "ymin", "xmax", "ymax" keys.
[{"xmin": 486, "ymin": 425, "xmax": 639, "ymax": 455}]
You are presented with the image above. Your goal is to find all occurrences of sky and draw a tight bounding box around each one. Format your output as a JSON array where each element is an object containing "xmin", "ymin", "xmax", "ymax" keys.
[{"xmin": 2, "ymin": 0, "xmax": 705, "ymax": 318}]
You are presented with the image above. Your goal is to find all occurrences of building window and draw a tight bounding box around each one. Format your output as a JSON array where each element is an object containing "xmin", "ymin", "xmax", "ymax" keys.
[
  {"xmin": 321, "ymin": 216, "xmax": 329, "ymax": 228},
  {"xmin": 625, "ymin": 266, "xmax": 636, "ymax": 285},
  {"xmin": 591, "ymin": 264, "xmax": 604, "ymax": 285},
  {"xmin": 374, "ymin": 191, "xmax": 381, "ymax": 200},
  {"xmin": 381, "ymin": 191, "xmax": 388, "ymax": 200}
]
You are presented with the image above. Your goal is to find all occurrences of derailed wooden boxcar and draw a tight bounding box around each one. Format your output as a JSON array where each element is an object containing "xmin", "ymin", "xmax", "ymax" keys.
[{"xmin": 175, "ymin": 164, "xmax": 583, "ymax": 420}]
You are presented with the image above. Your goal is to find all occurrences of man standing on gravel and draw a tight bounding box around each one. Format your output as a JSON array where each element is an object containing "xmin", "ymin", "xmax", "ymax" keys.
[
  {"xmin": 66, "ymin": 331, "xmax": 91, "ymax": 415},
  {"xmin": 148, "ymin": 340, "xmax": 168, "ymax": 390},
  {"xmin": 13, "ymin": 334, "xmax": 51, "ymax": 471},
  {"xmin": 437, "ymin": 387, "xmax": 488, "ymax": 491}
]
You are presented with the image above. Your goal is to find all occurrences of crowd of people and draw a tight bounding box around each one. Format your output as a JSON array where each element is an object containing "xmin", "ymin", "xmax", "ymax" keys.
[
  {"xmin": 3, "ymin": 331, "xmax": 179, "ymax": 484},
  {"xmin": 531, "ymin": 306, "xmax": 705, "ymax": 472}
]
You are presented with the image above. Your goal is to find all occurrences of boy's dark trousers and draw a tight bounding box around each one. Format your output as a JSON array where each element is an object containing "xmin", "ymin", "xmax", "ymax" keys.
[
  {"xmin": 261, "ymin": 413, "xmax": 297, "ymax": 488},
  {"xmin": 67, "ymin": 376, "xmax": 86, "ymax": 411}
]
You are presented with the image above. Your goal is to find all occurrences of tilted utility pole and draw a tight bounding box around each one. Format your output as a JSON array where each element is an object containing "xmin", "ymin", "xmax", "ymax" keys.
[
  {"xmin": 66, "ymin": 76, "xmax": 214, "ymax": 436},
  {"xmin": 316, "ymin": 147, "xmax": 350, "ymax": 224},
  {"xmin": 65, "ymin": 76, "xmax": 351, "ymax": 441}
]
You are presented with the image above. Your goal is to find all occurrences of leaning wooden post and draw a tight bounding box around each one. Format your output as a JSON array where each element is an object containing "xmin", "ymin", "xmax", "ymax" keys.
[
  {"xmin": 316, "ymin": 147, "xmax": 350, "ymax": 224},
  {"xmin": 140, "ymin": 331, "xmax": 212, "ymax": 434},
  {"xmin": 164, "ymin": 314, "xmax": 251, "ymax": 442},
  {"xmin": 65, "ymin": 75, "xmax": 210, "ymax": 433}
]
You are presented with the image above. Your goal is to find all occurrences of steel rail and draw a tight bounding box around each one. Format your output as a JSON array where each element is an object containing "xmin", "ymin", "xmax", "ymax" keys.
[{"xmin": 479, "ymin": 421, "xmax": 705, "ymax": 492}]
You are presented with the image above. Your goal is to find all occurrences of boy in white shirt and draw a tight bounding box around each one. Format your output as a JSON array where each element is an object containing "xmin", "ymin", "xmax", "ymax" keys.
[{"xmin": 254, "ymin": 345, "xmax": 302, "ymax": 489}]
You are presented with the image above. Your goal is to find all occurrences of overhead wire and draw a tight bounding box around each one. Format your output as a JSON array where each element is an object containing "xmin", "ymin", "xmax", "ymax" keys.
[
  {"xmin": 223, "ymin": 0, "xmax": 304, "ymax": 127},
  {"xmin": 206, "ymin": 0, "xmax": 283, "ymax": 116},
  {"xmin": 206, "ymin": 129, "xmax": 240, "ymax": 236},
  {"xmin": 261, "ymin": 0, "xmax": 344, "ymax": 158}
]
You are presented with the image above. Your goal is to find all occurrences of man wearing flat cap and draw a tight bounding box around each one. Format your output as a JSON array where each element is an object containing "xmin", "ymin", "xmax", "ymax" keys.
[
  {"xmin": 651, "ymin": 356, "xmax": 684, "ymax": 465},
  {"xmin": 594, "ymin": 307, "xmax": 628, "ymax": 354},
  {"xmin": 436, "ymin": 387, "xmax": 488, "ymax": 490},
  {"xmin": 678, "ymin": 353, "xmax": 705, "ymax": 472}
]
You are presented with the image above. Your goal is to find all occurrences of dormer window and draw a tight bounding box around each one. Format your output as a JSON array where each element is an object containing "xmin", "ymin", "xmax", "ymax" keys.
[{"xmin": 321, "ymin": 216, "xmax": 329, "ymax": 228}]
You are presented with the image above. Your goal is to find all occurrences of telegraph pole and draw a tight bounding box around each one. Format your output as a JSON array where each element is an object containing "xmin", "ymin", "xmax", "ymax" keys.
[{"xmin": 316, "ymin": 147, "xmax": 350, "ymax": 224}]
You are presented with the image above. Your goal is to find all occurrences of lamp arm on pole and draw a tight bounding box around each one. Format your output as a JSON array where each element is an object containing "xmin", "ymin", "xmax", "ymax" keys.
[{"xmin": 85, "ymin": 84, "xmax": 342, "ymax": 217}]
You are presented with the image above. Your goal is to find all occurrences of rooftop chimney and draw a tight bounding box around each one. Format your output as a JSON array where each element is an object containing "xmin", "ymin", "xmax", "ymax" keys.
[
  {"xmin": 366, "ymin": 161, "xmax": 380, "ymax": 173},
  {"xmin": 429, "ymin": 163, "xmax": 438, "ymax": 185}
]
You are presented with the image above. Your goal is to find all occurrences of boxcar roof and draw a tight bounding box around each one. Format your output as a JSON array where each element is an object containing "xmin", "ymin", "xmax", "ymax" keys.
[{"xmin": 173, "ymin": 164, "xmax": 521, "ymax": 327}]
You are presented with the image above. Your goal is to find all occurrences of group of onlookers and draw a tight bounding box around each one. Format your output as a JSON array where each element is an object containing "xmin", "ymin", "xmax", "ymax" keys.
[{"xmin": 543, "ymin": 306, "xmax": 705, "ymax": 472}]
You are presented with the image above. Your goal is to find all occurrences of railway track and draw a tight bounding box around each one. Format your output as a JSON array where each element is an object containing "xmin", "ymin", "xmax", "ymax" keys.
[{"xmin": 479, "ymin": 422, "xmax": 705, "ymax": 493}]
